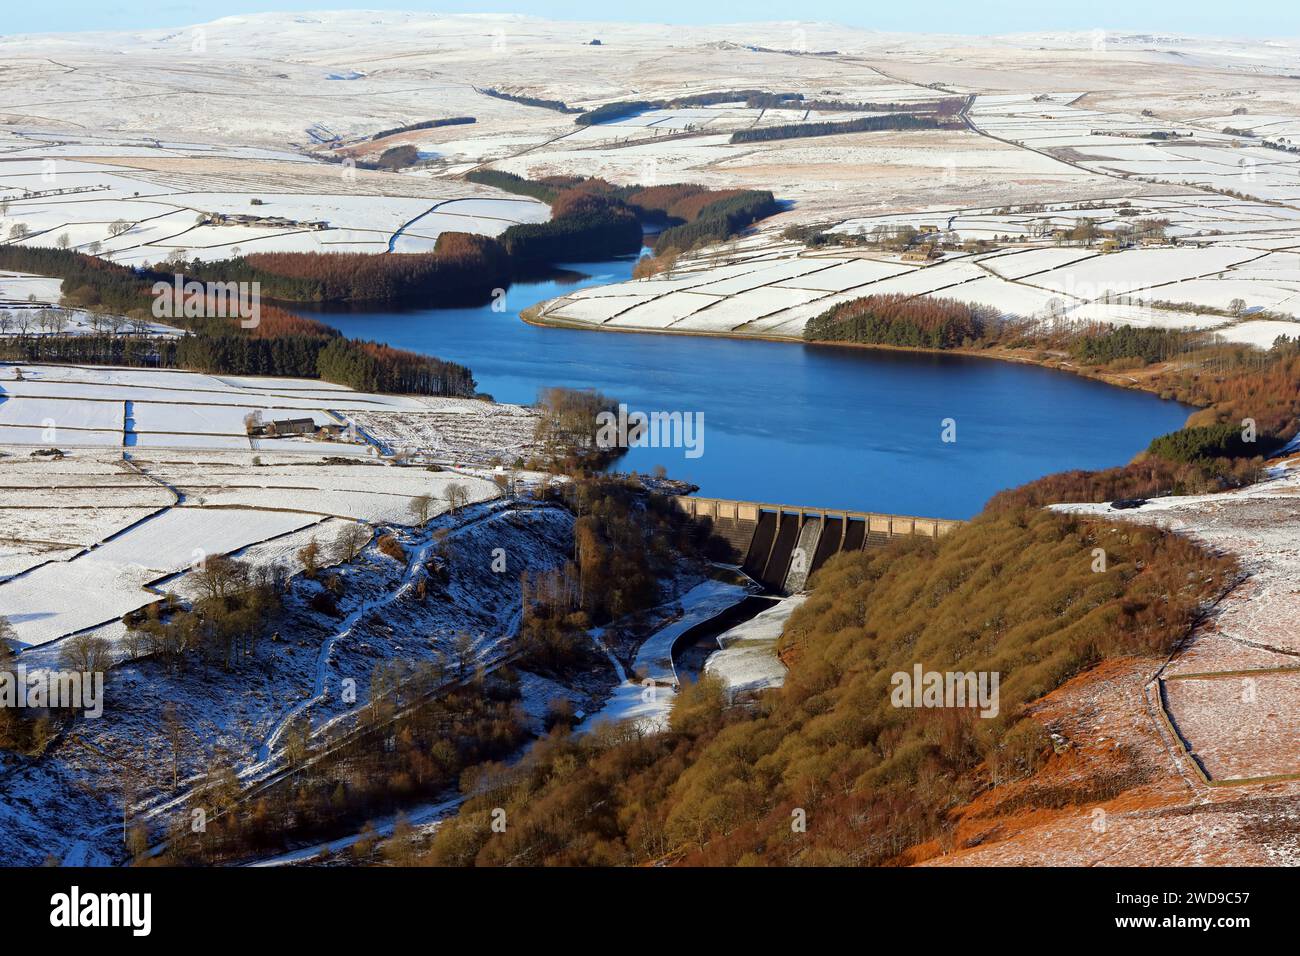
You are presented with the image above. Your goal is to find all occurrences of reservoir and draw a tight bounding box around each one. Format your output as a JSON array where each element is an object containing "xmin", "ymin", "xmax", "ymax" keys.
[{"xmin": 308, "ymin": 253, "xmax": 1194, "ymax": 519}]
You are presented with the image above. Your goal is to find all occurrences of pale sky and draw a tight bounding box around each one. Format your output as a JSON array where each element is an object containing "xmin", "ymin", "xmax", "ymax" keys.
[{"xmin": 5, "ymin": 1, "xmax": 1295, "ymax": 38}]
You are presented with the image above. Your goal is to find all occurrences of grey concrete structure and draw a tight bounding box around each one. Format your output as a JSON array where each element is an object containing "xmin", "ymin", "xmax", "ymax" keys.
[{"xmin": 671, "ymin": 495, "xmax": 964, "ymax": 594}]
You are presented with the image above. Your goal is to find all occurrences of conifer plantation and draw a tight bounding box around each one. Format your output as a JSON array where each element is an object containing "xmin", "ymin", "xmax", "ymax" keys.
[
  {"xmin": 0, "ymin": 244, "xmax": 476, "ymax": 395},
  {"xmin": 805, "ymin": 293, "xmax": 992, "ymax": 349},
  {"xmin": 190, "ymin": 232, "xmax": 513, "ymax": 304}
]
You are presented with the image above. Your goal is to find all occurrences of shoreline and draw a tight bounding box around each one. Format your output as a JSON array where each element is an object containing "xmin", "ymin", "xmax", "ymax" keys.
[{"xmin": 521, "ymin": 304, "xmax": 1204, "ymax": 431}]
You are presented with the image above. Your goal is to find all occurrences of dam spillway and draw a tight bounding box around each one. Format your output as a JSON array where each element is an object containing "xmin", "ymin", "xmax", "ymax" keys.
[{"xmin": 671, "ymin": 495, "xmax": 964, "ymax": 595}]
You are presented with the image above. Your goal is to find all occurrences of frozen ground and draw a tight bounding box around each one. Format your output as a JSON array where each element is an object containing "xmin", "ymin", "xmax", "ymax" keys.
[
  {"xmin": 1055, "ymin": 465, "xmax": 1300, "ymax": 787},
  {"xmin": 916, "ymin": 448, "xmax": 1300, "ymax": 867},
  {"xmin": 0, "ymin": 14, "xmax": 1294, "ymax": 267},
  {"xmin": 0, "ymin": 362, "xmax": 552, "ymax": 648},
  {"xmin": 0, "ymin": 356, "xmax": 700, "ymax": 866},
  {"xmin": 538, "ymin": 189, "xmax": 1300, "ymax": 342},
  {"xmin": 0, "ymin": 499, "xmax": 580, "ymax": 866},
  {"xmin": 1, "ymin": 14, "xmax": 1298, "ymax": 347}
]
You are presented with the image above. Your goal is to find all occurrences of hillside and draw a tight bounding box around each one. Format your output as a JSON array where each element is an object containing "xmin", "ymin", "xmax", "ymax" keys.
[{"xmin": 419, "ymin": 506, "xmax": 1242, "ymax": 865}]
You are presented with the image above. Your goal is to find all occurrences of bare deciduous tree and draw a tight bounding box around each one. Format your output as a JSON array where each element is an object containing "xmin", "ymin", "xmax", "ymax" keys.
[
  {"xmin": 298, "ymin": 539, "xmax": 320, "ymax": 577},
  {"xmin": 338, "ymin": 521, "xmax": 370, "ymax": 559},
  {"xmin": 410, "ymin": 494, "xmax": 434, "ymax": 526},
  {"xmin": 191, "ymin": 554, "xmax": 249, "ymax": 605},
  {"xmin": 445, "ymin": 482, "xmax": 469, "ymax": 513},
  {"xmin": 59, "ymin": 632, "xmax": 112, "ymax": 674},
  {"xmin": 163, "ymin": 701, "xmax": 185, "ymax": 791}
]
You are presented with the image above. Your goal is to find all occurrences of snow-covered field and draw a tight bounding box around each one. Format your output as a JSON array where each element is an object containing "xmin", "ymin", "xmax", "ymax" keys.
[
  {"xmin": 537, "ymin": 230, "xmax": 1300, "ymax": 341},
  {"xmin": 1055, "ymin": 466, "xmax": 1300, "ymax": 784},
  {"xmin": 0, "ymin": 362, "xmax": 551, "ymax": 649},
  {"xmin": 0, "ymin": 360, "xmax": 584, "ymax": 867},
  {"xmin": 537, "ymin": 174, "xmax": 1300, "ymax": 340},
  {"xmin": 514, "ymin": 62, "xmax": 1300, "ymax": 341},
  {"xmin": 2, "ymin": 13, "xmax": 1299, "ymax": 351},
  {"xmin": 0, "ymin": 147, "xmax": 549, "ymax": 266},
  {"xmin": 0, "ymin": 498, "xmax": 583, "ymax": 866}
]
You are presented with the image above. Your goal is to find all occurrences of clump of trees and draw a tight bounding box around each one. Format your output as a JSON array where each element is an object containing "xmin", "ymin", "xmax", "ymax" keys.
[
  {"xmin": 1147, "ymin": 422, "xmax": 1281, "ymax": 463},
  {"xmin": 123, "ymin": 557, "xmax": 282, "ymax": 674},
  {"xmin": 730, "ymin": 112, "xmax": 954, "ymax": 143},
  {"xmin": 511, "ymin": 600, "xmax": 605, "ymax": 678},
  {"xmin": 571, "ymin": 89, "xmax": 938, "ymax": 127},
  {"xmin": 376, "ymin": 534, "xmax": 406, "ymax": 561},
  {"xmin": 805, "ymin": 292, "xmax": 994, "ymax": 349},
  {"xmin": 626, "ymin": 183, "xmax": 735, "ymax": 225},
  {"xmin": 160, "ymin": 672, "xmax": 529, "ymax": 864},
  {"xmin": 187, "ymin": 232, "xmax": 512, "ymax": 305},
  {"xmin": 511, "ymin": 476, "xmax": 715, "ymax": 678},
  {"xmin": 1068, "ymin": 325, "xmax": 1194, "ymax": 366},
  {"xmin": 632, "ymin": 249, "xmax": 679, "ymax": 279},
  {"xmin": 2, "ymin": 332, "xmax": 179, "ymax": 368},
  {"xmin": 376, "ymin": 145, "xmax": 420, "ymax": 170},
  {"xmin": 531, "ymin": 386, "xmax": 620, "ymax": 471},
  {"xmin": 500, "ymin": 190, "xmax": 642, "ymax": 262},
  {"xmin": 477, "ymin": 88, "xmax": 580, "ymax": 113},
  {"xmin": 370, "ymin": 116, "xmax": 475, "ymax": 141},
  {"xmin": 466, "ymin": 171, "xmax": 780, "ymax": 261},
  {"xmin": 0, "ymin": 617, "xmax": 54, "ymax": 753},
  {"xmin": 316, "ymin": 338, "xmax": 475, "ymax": 396},
  {"xmin": 652, "ymin": 190, "xmax": 778, "ymax": 254},
  {"xmin": 574, "ymin": 100, "xmax": 656, "ymax": 126},
  {"xmin": 465, "ymin": 169, "xmax": 565, "ymax": 202}
]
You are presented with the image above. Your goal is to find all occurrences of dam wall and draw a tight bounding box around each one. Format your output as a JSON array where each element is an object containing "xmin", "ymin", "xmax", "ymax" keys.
[{"xmin": 671, "ymin": 495, "xmax": 964, "ymax": 595}]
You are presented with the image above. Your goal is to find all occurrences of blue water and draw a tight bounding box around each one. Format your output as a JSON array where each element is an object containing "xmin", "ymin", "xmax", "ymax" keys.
[{"xmin": 306, "ymin": 254, "xmax": 1193, "ymax": 519}]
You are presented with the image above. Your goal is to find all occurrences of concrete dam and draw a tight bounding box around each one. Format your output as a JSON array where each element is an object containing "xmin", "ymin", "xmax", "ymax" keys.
[{"xmin": 671, "ymin": 495, "xmax": 964, "ymax": 595}]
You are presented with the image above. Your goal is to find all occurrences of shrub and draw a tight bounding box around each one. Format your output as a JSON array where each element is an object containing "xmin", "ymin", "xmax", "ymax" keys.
[{"xmin": 377, "ymin": 535, "xmax": 406, "ymax": 561}]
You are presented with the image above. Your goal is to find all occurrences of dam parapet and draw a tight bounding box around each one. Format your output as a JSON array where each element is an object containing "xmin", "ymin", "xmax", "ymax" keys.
[{"xmin": 671, "ymin": 495, "xmax": 963, "ymax": 595}]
